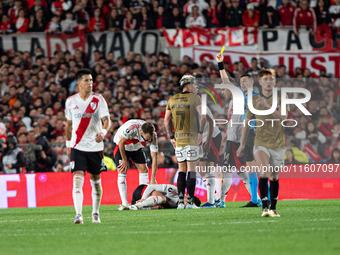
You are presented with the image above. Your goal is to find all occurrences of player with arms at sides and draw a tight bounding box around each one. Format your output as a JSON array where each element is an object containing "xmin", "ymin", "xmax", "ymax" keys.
[
  {"xmin": 215, "ymin": 53, "xmax": 253, "ymax": 208},
  {"xmin": 237, "ymin": 68, "xmax": 287, "ymax": 217},
  {"xmin": 129, "ymin": 184, "xmax": 201, "ymax": 210},
  {"xmin": 65, "ymin": 69, "xmax": 111, "ymax": 224},
  {"xmin": 164, "ymin": 75, "xmax": 209, "ymax": 209},
  {"xmin": 113, "ymin": 119, "xmax": 158, "ymax": 211},
  {"xmin": 192, "ymin": 78, "xmax": 221, "ymax": 208}
]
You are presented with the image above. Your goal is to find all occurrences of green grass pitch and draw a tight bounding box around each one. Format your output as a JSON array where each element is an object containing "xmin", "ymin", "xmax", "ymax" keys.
[{"xmin": 1, "ymin": 200, "xmax": 339, "ymax": 255}]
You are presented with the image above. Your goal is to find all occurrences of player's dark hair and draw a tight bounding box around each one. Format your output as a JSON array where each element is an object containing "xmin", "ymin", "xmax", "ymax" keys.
[
  {"xmin": 75, "ymin": 69, "xmax": 92, "ymax": 81},
  {"xmin": 141, "ymin": 122, "xmax": 155, "ymax": 136},
  {"xmin": 240, "ymin": 74, "xmax": 252, "ymax": 79},
  {"xmin": 193, "ymin": 196, "xmax": 201, "ymax": 207},
  {"xmin": 259, "ymin": 68, "xmax": 275, "ymax": 78}
]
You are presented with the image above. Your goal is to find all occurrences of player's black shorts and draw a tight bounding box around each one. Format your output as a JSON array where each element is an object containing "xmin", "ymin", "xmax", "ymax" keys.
[
  {"xmin": 70, "ymin": 148, "xmax": 106, "ymax": 175},
  {"xmin": 201, "ymin": 133, "xmax": 222, "ymax": 162},
  {"xmin": 131, "ymin": 184, "xmax": 148, "ymax": 204},
  {"xmin": 113, "ymin": 143, "xmax": 147, "ymax": 166},
  {"xmin": 243, "ymin": 129, "xmax": 255, "ymax": 162},
  {"xmin": 224, "ymin": 141, "xmax": 246, "ymax": 169}
]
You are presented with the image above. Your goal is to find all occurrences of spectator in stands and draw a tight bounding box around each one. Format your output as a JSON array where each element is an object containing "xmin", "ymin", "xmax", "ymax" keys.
[
  {"xmin": 14, "ymin": 9, "xmax": 29, "ymax": 33},
  {"xmin": 247, "ymin": 57, "xmax": 261, "ymax": 76},
  {"xmin": 24, "ymin": 129, "xmax": 41, "ymax": 172},
  {"xmin": 106, "ymin": 8, "xmax": 122, "ymax": 31},
  {"xmin": 327, "ymin": 147, "xmax": 340, "ymax": 163},
  {"xmin": 45, "ymin": 15, "xmax": 61, "ymax": 33},
  {"xmin": 207, "ymin": 0, "xmax": 222, "ymax": 27},
  {"xmin": 88, "ymin": 7, "xmax": 105, "ymax": 32},
  {"xmin": 122, "ymin": 10, "xmax": 137, "ymax": 31},
  {"xmin": 183, "ymin": 0, "xmax": 209, "ymax": 17},
  {"xmin": 226, "ymin": 0, "xmax": 243, "ymax": 28},
  {"xmin": 293, "ymin": 0, "xmax": 317, "ymax": 35},
  {"xmin": 8, "ymin": 0, "xmax": 23, "ymax": 22},
  {"xmin": 138, "ymin": 6, "xmax": 155, "ymax": 30},
  {"xmin": 72, "ymin": 0, "xmax": 89, "ymax": 26},
  {"xmin": 0, "ymin": 14, "xmax": 15, "ymax": 34},
  {"xmin": 329, "ymin": 0, "xmax": 340, "ymax": 27},
  {"xmin": 129, "ymin": 0, "xmax": 149, "ymax": 15},
  {"xmin": 50, "ymin": 0, "xmax": 72, "ymax": 16},
  {"xmin": 29, "ymin": 0, "xmax": 49, "ymax": 17},
  {"xmin": 318, "ymin": 107, "xmax": 336, "ymax": 137},
  {"xmin": 314, "ymin": 0, "xmax": 332, "ymax": 36},
  {"xmin": 242, "ymin": 3, "xmax": 260, "ymax": 28},
  {"xmin": 61, "ymin": 11, "xmax": 78, "ymax": 33},
  {"xmin": 185, "ymin": 5, "xmax": 207, "ymax": 28},
  {"xmin": 261, "ymin": 6, "xmax": 280, "ymax": 28},
  {"xmin": 0, "ymin": 134, "xmax": 25, "ymax": 174},
  {"xmin": 296, "ymin": 122, "xmax": 326, "ymax": 155},
  {"xmin": 278, "ymin": 0, "xmax": 296, "ymax": 27},
  {"xmin": 94, "ymin": 0, "xmax": 110, "ymax": 19},
  {"xmin": 285, "ymin": 149, "xmax": 301, "ymax": 164}
]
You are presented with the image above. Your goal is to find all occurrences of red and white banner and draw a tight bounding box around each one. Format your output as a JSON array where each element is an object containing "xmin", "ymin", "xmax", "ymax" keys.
[
  {"xmin": 1, "ymin": 167, "xmax": 340, "ymax": 209},
  {"xmin": 163, "ymin": 27, "xmax": 258, "ymax": 47},
  {"xmin": 185, "ymin": 46, "xmax": 340, "ymax": 78}
]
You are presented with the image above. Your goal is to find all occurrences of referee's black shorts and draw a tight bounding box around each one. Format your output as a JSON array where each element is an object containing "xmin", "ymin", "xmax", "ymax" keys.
[
  {"xmin": 243, "ymin": 129, "xmax": 255, "ymax": 162},
  {"xmin": 113, "ymin": 143, "xmax": 147, "ymax": 166},
  {"xmin": 70, "ymin": 148, "xmax": 106, "ymax": 175}
]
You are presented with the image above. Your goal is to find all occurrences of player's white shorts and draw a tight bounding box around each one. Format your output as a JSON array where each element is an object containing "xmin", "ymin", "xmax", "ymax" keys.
[
  {"xmin": 175, "ymin": 145, "xmax": 203, "ymax": 163},
  {"xmin": 254, "ymin": 146, "xmax": 285, "ymax": 168}
]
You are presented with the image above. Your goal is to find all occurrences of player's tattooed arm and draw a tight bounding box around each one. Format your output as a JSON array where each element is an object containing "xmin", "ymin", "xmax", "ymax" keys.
[
  {"xmin": 101, "ymin": 116, "xmax": 111, "ymax": 132},
  {"xmin": 96, "ymin": 116, "xmax": 111, "ymax": 142},
  {"xmin": 65, "ymin": 119, "xmax": 72, "ymax": 141},
  {"xmin": 164, "ymin": 110, "xmax": 174, "ymax": 139}
]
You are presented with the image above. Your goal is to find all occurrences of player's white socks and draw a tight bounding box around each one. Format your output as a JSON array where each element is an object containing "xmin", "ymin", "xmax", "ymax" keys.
[
  {"xmin": 72, "ymin": 174, "xmax": 84, "ymax": 215},
  {"xmin": 136, "ymin": 196, "xmax": 163, "ymax": 209},
  {"xmin": 90, "ymin": 179, "xmax": 102, "ymax": 215},
  {"xmin": 118, "ymin": 174, "xmax": 128, "ymax": 206},
  {"xmin": 238, "ymin": 171, "xmax": 251, "ymax": 195},
  {"xmin": 220, "ymin": 172, "xmax": 232, "ymax": 202},
  {"xmin": 204, "ymin": 173, "xmax": 215, "ymax": 204},
  {"xmin": 139, "ymin": 172, "xmax": 149, "ymax": 185}
]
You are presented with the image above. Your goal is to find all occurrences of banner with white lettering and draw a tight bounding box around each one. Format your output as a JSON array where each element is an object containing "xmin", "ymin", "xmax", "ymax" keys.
[{"xmin": 182, "ymin": 46, "xmax": 339, "ymax": 78}]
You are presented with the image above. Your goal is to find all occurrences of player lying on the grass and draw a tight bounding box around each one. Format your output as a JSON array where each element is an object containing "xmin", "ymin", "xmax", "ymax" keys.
[
  {"xmin": 129, "ymin": 184, "xmax": 201, "ymax": 210},
  {"xmin": 237, "ymin": 68, "xmax": 287, "ymax": 217},
  {"xmin": 113, "ymin": 119, "xmax": 159, "ymax": 211}
]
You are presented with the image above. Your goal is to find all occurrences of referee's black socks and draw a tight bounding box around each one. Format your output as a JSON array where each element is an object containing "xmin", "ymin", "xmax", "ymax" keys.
[
  {"xmin": 186, "ymin": 171, "xmax": 196, "ymax": 203},
  {"xmin": 177, "ymin": 172, "xmax": 186, "ymax": 203},
  {"xmin": 270, "ymin": 180, "xmax": 279, "ymax": 210},
  {"xmin": 259, "ymin": 178, "xmax": 269, "ymax": 209}
]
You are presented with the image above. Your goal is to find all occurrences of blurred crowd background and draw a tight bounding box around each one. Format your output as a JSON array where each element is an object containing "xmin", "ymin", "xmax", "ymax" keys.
[{"xmin": 0, "ymin": 0, "xmax": 339, "ymax": 174}]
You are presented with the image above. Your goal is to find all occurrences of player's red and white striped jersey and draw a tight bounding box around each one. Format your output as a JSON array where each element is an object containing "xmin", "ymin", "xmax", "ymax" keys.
[
  {"xmin": 113, "ymin": 119, "xmax": 158, "ymax": 152},
  {"xmin": 65, "ymin": 92, "xmax": 109, "ymax": 152},
  {"xmin": 141, "ymin": 184, "xmax": 178, "ymax": 208}
]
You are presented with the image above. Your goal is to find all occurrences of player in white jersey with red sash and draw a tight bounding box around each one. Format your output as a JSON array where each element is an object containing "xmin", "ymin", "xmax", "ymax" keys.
[
  {"xmin": 113, "ymin": 119, "xmax": 158, "ymax": 210},
  {"xmin": 65, "ymin": 69, "xmax": 110, "ymax": 224}
]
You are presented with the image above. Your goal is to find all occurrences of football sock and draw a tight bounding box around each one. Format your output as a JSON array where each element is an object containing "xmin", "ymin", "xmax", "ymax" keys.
[
  {"xmin": 203, "ymin": 172, "xmax": 215, "ymax": 204},
  {"xmin": 238, "ymin": 171, "xmax": 251, "ymax": 195},
  {"xmin": 259, "ymin": 178, "xmax": 269, "ymax": 208},
  {"xmin": 90, "ymin": 179, "xmax": 102, "ymax": 215},
  {"xmin": 136, "ymin": 196, "xmax": 163, "ymax": 208},
  {"xmin": 139, "ymin": 172, "xmax": 149, "ymax": 185},
  {"xmin": 186, "ymin": 171, "xmax": 196, "ymax": 203},
  {"xmin": 270, "ymin": 180, "xmax": 279, "ymax": 210},
  {"xmin": 177, "ymin": 172, "xmax": 186, "ymax": 203},
  {"xmin": 249, "ymin": 172, "xmax": 259, "ymax": 204},
  {"xmin": 72, "ymin": 174, "xmax": 84, "ymax": 215},
  {"xmin": 118, "ymin": 174, "xmax": 128, "ymax": 205},
  {"xmin": 220, "ymin": 171, "xmax": 232, "ymax": 202}
]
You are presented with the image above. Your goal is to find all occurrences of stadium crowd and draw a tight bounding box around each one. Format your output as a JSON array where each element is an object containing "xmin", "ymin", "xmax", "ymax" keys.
[
  {"xmin": 0, "ymin": 0, "xmax": 339, "ymax": 174},
  {"xmin": 0, "ymin": 0, "xmax": 339, "ymax": 33}
]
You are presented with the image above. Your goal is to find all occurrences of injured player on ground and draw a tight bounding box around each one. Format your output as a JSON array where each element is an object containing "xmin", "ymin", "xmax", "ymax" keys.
[{"xmin": 129, "ymin": 184, "xmax": 201, "ymax": 210}]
